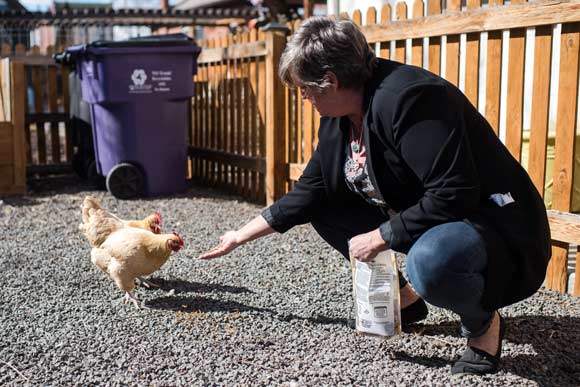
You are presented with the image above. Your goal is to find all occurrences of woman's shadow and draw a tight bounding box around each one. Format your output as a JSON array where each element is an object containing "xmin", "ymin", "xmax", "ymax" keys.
[{"xmin": 394, "ymin": 315, "xmax": 580, "ymax": 386}]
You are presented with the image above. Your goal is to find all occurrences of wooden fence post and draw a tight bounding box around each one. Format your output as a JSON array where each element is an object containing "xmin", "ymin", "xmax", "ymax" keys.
[
  {"xmin": 265, "ymin": 28, "xmax": 288, "ymax": 205},
  {"xmin": 10, "ymin": 60, "xmax": 26, "ymax": 193}
]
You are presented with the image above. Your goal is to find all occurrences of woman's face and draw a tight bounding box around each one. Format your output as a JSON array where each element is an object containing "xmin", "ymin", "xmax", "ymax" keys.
[
  {"xmin": 297, "ymin": 73, "xmax": 353, "ymax": 117},
  {"xmin": 300, "ymin": 86, "xmax": 340, "ymax": 117}
]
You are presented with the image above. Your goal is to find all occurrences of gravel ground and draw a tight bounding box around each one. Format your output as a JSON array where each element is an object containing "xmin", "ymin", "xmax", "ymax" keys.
[{"xmin": 1, "ymin": 176, "xmax": 579, "ymax": 387}]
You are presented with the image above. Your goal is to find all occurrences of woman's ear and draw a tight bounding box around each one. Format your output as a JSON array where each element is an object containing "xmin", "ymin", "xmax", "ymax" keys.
[{"xmin": 324, "ymin": 71, "xmax": 339, "ymax": 91}]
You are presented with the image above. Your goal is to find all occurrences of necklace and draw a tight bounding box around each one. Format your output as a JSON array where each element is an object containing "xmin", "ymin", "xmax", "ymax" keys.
[{"xmin": 350, "ymin": 122, "xmax": 364, "ymax": 161}]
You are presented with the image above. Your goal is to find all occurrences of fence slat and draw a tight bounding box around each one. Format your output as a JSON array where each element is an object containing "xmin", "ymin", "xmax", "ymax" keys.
[
  {"xmin": 15, "ymin": 44, "xmax": 25, "ymax": 55},
  {"xmin": 47, "ymin": 66, "xmax": 60, "ymax": 163},
  {"xmin": 204, "ymin": 40, "xmax": 213, "ymax": 184},
  {"xmin": 485, "ymin": 0, "xmax": 505, "ymax": 136},
  {"xmin": 504, "ymin": 0, "xmax": 527, "ymax": 161},
  {"xmin": 395, "ymin": 2, "xmax": 408, "ymax": 63},
  {"xmin": 220, "ymin": 35, "xmax": 228, "ymax": 187},
  {"xmin": 234, "ymin": 33, "xmax": 244, "ymax": 194},
  {"xmin": 249, "ymin": 28, "xmax": 259, "ymax": 200},
  {"xmin": 411, "ymin": 0, "xmax": 424, "ymax": 68},
  {"xmin": 352, "ymin": 9, "xmax": 362, "ymax": 26},
  {"xmin": 546, "ymin": 22, "xmax": 580, "ymax": 293},
  {"xmin": 303, "ymin": 98, "xmax": 314, "ymax": 163},
  {"xmin": 366, "ymin": 7, "xmax": 377, "ymax": 27},
  {"xmin": 258, "ymin": 29, "xmax": 267, "ymax": 201},
  {"xmin": 0, "ymin": 43, "xmax": 10, "ymax": 56},
  {"xmin": 528, "ymin": 25, "xmax": 553, "ymax": 197},
  {"xmin": 0, "ymin": 58, "xmax": 10, "ymax": 121},
  {"xmin": 31, "ymin": 66, "xmax": 46, "ymax": 164},
  {"xmin": 210, "ymin": 38, "xmax": 218, "ymax": 187},
  {"xmin": 464, "ymin": 0, "xmax": 481, "ymax": 108},
  {"xmin": 380, "ymin": 4, "xmax": 392, "ymax": 60},
  {"xmin": 242, "ymin": 30, "xmax": 252, "ymax": 197},
  {"xmin": 10, "ymin": 61, "xmax": 26, "ymax": 189},
  {"xmin": 445, "ymin": 0, "xmax": 461, "ymax": 86},
  {"xmin": 61, "ymin": 66, "xmax": 73, "ymax": 162},
  {"xmin": 265, "ymin": 30, "xmax": 287, "ymax": 204},
  {"xmin": 427, "ymin": 0, "xmax": 442, "ymax": 75}
]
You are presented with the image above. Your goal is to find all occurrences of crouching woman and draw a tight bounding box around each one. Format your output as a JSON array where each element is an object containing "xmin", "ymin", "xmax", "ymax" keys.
[{"xmin": 199, "ymin": 16, "xmax": 551, "ymax": 375}]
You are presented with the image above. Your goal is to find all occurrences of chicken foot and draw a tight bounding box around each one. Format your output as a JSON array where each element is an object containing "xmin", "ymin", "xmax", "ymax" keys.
[
  {"xmin": 135, "ymin": 277, "xmax": 160, "ymax": 289},
  {"xmin": 123, "ymin": 291, "xmax": 142, "ymax": 309}
]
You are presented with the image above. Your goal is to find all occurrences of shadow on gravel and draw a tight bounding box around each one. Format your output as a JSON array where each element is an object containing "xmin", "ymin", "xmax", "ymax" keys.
[
  {"xmin": 145, "ymin": 295, "xmax": 273, "ymax": 315},
  {"xmin": 141, "ymin": 277, "xmax": 252, "ymax": 294},
  {"xmin": 1, "ymin": 196, "xmax": 41, "ymax": 207},
  {"xmin": 500, "ymin": 315, "xmax": 580, "ymax": 386},
  {"xmin": 387, "ymin": 316, "xmax": 580, "ymax": 385},
  {"xmin": 10, "ymin": 174, "xmax": 257, "ymax": 205},
  {"xmin": 391, "ymin": 351, "xmax": 450, "ymax": 369},
  {"xmin": 276, "ymin": 313, "xmax": 350, "ymax": 327},
  {"xmin": 27, "ymin": 175, "xmax": 102, "ymax": 197}
]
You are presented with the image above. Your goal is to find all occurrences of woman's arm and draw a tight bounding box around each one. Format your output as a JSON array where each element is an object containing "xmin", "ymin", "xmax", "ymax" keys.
[
  {"xmin": 200, "ymin": 145, "xmax": 327, "ymax": 260},
  {"xmin": 199, "ymin": 215, "xmax": 274, "ymax": 259},
  {"xmin": 382, "ymin": 82, "xmax": 481, "ymax": 251}
]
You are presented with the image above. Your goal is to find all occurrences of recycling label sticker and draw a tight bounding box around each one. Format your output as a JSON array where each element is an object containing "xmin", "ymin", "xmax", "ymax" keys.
[
  {"xmin": 128, "ymin": 68, "xmax": 173, "ymax": 94},
  {"xmin": 151, "ymin": 70, "xmax": 173, "ymax": 92}
]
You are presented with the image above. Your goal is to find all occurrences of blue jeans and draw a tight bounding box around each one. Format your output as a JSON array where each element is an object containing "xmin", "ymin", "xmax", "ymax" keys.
[
  {"xmin": 406, "ymin": 221, "xmax": 493, "ymax": 338},
  {"xmin": 310, "ymin": 203, "xmax": 493, "ymax": 338}
]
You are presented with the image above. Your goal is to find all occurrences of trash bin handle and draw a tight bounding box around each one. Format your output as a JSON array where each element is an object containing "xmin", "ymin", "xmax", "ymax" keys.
[{"xmin": 77, "ymin": 58, "xmax": 98, "ymax": 81}]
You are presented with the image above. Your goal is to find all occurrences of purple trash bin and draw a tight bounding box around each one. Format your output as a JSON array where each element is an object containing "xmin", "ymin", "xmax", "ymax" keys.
[{"xmin": 66, "ymin": 35, "xmax": 201, "ymax": 199}]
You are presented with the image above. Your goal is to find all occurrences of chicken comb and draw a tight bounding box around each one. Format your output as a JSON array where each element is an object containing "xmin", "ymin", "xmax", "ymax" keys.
[
  {"xmin": 154, "ymin": 211, "xmax": 162, "ymax": 225},
  {"xmin": 172, "ymin": 231, "xmax": 185, "ymax": 246}
]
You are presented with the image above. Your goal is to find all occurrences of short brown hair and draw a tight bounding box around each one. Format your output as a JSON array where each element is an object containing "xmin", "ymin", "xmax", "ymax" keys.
[{"xmin": 278, "ymin": 16, "xmax": 377, "ymax": 92}]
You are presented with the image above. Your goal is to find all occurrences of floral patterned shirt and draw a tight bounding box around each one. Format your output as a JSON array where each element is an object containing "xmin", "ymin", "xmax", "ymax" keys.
[{"xmin": 343, "ymin": 136, "xmax": 387, "ymax": 207}]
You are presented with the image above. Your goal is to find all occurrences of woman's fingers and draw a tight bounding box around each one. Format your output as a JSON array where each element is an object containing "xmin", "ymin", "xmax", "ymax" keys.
[
  {"xmin": 199, "ymin": 243, "xmax": 227, "ymax": 259},
  {"xmin": 199, "ymin": 231, "xmax": 240, "ymax": 260}
]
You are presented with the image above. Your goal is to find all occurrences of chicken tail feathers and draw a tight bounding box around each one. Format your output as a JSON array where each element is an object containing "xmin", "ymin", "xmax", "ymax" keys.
[{"xmin": 81, "ymin": 196, "xmax": 102, "ymax": 224}]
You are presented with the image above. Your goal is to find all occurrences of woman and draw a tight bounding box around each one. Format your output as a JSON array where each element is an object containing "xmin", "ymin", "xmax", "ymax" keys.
[{"xmin": 199, "ymin": 16, "xmax": 551, "ymax": 375}]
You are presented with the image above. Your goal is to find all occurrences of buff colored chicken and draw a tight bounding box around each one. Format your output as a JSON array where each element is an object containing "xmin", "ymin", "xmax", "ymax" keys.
[
  {"xmin": 90, "ymin": 227, "xmax": 184, "ymax": 308},
  {"xmin": 79, "ymin": 196, "xmax": 184, "ymax": 306},
  {"xmin": 79, "ymin": 196, "xmax": 162, "ymax": 248}
]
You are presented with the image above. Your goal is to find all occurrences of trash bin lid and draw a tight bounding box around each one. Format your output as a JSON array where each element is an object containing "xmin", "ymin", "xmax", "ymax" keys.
[{"xmin": 89, "ymin": 33, "xmax": 197, "ymax": 48}]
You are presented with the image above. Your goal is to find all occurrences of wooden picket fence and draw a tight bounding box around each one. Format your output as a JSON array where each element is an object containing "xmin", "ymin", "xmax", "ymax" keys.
[
  {"xmin": 190, "ymin": 0, "xmax": 580, "ymax": 295},
  {"xmin": 190, "ymin": 30, "xmax": 269, "ymax": 202},
  {"xmin": 0, "ymin": 44, "xmax": 72, "ymax": 193},
  {"xmin": 0, "ymin": 42, "xmax": 27, "ymax": 57},
  {"xmin": 190, "ymin": 27, "xmax": 319, "ymax": 203}
]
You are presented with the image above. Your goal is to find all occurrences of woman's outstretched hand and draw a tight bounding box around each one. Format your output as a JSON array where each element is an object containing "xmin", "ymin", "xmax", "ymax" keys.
[
  {"xmin": 348, "ymin": 228, "xmax": 388, "ymax": 262},
  {"xmin": 199, "ymin": 231, "xmax": 241, "ymax": 260},
  {"xmin": 198, "ymin": 215, "xmax": 275, "ymax": 260}
]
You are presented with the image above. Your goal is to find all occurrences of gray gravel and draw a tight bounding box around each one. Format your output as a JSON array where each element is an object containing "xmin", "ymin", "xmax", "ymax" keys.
[{"xmin": 1, "ymin": 176, "xmax": 579, "ymax": 387}]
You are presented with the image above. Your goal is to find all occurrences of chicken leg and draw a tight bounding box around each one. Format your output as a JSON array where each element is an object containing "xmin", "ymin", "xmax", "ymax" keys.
[
  {"xmin": 135, "ymin": 277, "xmax": 160, "ymax": 289},
  {"xmin": 123, "ymin": 291, "xmax": 142, "ymax": 309}
]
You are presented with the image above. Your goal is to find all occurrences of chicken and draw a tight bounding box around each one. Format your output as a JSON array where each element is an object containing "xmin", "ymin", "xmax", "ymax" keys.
[
  {"xmin": 79, "ymin": 196, "xmax": 164, "ymax": 288},
  {"xmin": 90, "ymin": 227, "xmax": 185, "ymax": 308},
  {"xmin": 80, "ymin": 197, "xmax": 162, "ymax": 247}
]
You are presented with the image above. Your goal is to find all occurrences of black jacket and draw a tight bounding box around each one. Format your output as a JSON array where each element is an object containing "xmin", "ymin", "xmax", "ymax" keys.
[{"xmin": 264, "ymin": 59, "xmax": 551, "ymax": 310}]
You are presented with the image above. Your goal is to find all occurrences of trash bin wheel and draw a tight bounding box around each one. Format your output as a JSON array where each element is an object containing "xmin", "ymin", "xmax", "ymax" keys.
[{"xmin": 106, "ymin": 163, "xmax": 144, "ymax": 199}]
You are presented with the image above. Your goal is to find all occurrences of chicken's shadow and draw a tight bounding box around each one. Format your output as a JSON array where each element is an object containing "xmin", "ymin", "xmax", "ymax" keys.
[
  {"xmin": 146, "ymin": 295, "xmax": 272, "ymax": 315},
  {"xmin": 142, "ymin": 277, "xmax": 252, "ymax": 294}
]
